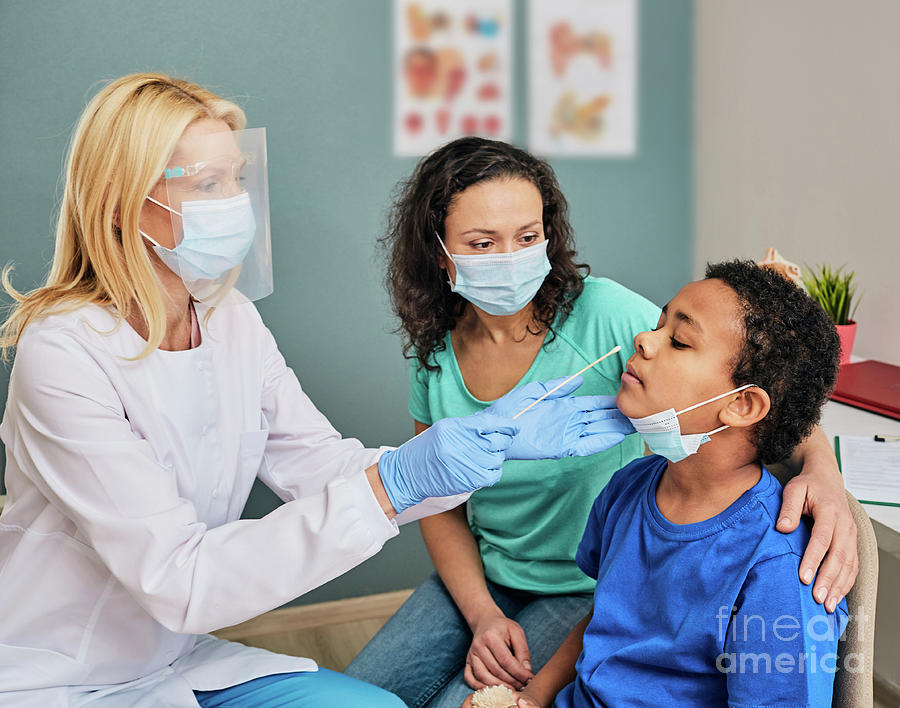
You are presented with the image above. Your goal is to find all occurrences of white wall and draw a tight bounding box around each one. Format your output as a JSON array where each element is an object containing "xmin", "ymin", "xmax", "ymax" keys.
[{"xmin": 695, "ymin": 0, "xmax": 900, "ymax": 366}]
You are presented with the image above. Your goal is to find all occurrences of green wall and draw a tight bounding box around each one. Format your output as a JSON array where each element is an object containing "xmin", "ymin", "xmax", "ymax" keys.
[{"xmin": 0, "ymin": 0, "xmax": 692, "ymax": 605}]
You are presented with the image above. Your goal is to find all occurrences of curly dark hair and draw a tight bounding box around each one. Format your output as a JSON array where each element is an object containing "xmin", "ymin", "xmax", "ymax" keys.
[
  {"xmin": 381, "ymin": 137, "xmax": 589, "ymax": 371},
  {"xmin": 705, "ymin": 260, "xmax": 840, "ymax": 464}
]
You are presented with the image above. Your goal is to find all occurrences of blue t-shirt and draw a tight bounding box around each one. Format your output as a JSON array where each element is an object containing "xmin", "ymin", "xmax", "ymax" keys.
[{"xmin": 556, "ymin": 456, "xmax": 848, "ymax": 708}]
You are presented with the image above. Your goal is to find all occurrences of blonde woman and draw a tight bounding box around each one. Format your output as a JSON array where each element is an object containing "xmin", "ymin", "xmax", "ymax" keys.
[{"xmin": 0, "ymin": 74, "xmax": 630, "ymax": 707}]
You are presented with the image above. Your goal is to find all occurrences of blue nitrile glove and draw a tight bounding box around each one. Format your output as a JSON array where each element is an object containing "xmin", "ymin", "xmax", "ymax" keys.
[
  {"xmin": 377, "ymin": 414, "xmax": 519, "ymax": 514},
  {"xmin": 482, "ymin": 375, "xmax": 635, "ymax": 460}
]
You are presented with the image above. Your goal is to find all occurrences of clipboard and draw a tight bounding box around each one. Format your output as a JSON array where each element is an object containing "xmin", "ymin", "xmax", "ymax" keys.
[{"xmin": 835, "ymin": 435, "xmax": 900, "ymax": 507}]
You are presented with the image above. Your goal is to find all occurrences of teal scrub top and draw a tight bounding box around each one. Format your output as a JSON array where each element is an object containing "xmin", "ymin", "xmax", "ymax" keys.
[{"xmin": 409, "ymin": 276, "xmax": 661, "ymax": 594}]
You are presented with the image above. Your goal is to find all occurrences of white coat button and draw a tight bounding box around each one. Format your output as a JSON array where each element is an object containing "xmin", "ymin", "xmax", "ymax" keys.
[{"xmin": 201, "ymin": 425, "xmax": 210, "ymax": 435}]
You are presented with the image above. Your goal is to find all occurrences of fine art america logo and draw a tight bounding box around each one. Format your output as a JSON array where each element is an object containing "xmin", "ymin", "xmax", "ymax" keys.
[{"xmin": 714, "ymin": 605, "xmax": 867, "ymax": 675}]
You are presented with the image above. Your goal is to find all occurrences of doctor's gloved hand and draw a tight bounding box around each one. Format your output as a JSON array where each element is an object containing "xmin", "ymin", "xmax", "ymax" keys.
[
  {"xmin": 377, "ymin": 414, "xmax": 519, "ymax": 514},
  {"xmin": 483, "ymin": 376, "xmax": 634, "ymax": 460}
]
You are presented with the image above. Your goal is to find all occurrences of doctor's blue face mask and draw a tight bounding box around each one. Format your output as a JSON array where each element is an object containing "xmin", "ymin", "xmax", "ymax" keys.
[
  {"xmin": 627, "ymin": 383, "xmax": 759, "ymax": 462},
  {"xmin": 140, "ymin": 192, "xmax": 256, "ymax": 283},
  {"xmin": 436, "ymin": 233, "xmax": 552, "ymax": 316}
]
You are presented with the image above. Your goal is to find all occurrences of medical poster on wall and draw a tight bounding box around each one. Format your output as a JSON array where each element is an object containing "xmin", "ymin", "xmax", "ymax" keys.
[
  {"xmin": 528, "ymin": 0, "xmax": 637, "ymax": 157},
  {"xmin": 393, "ymin": 0, "xmax": 513, "ymax": 157}
]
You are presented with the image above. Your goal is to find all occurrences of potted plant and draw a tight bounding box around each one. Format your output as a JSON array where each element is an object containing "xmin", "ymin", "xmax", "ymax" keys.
[{"xmin": 803, "ymin": 264, "xmax": 861, "ymax": 365}]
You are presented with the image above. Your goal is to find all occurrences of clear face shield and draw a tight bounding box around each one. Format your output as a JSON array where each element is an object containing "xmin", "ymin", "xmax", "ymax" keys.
[{"xmin": 144, "ymin": 127, "xmax": 272, "ymax": 304}]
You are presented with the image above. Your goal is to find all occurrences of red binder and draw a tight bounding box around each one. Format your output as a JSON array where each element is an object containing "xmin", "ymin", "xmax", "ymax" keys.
[{"xmin": 831, "ymin": 360, "xmax": 900, "ymax": 420}]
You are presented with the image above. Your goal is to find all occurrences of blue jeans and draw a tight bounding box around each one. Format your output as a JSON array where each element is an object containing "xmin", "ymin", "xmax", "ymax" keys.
[
  {"xmin": 194, "ymin": 668, "xmax": 407, "ymax": 707},
  {"xmin": 344, "ymin": 572, "xmax": 593, "ymax": 708}
]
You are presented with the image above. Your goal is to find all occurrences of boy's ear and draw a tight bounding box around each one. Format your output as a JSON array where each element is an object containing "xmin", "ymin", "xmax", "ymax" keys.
[{"xmin": 718, "ymin": 387, "xmax": 770, "ymax": 429}]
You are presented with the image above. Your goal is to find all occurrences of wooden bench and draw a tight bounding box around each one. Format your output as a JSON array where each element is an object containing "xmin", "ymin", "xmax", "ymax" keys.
[{"xmin": 213, "ymin": 589, "xmax": 413, "ymax": 671}]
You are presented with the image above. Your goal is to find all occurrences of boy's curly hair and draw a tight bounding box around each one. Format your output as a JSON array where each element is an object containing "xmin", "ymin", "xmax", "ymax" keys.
[
  {"xmin": 706, "ymin": 260, "xmax": 840, "ymax": 464},
  {"xmin": 380, "ymin": 137, "xmax": 589, "ymax": 371}
]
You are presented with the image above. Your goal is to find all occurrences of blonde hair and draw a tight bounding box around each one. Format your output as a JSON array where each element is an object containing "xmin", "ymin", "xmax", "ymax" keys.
[{"xmin": 0, "ymin": 72, "xmax": 246, "ymax": 360}]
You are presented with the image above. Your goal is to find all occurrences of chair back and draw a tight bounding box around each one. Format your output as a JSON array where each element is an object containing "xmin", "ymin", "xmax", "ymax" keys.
[{"xmin": 832, "ymin": 490, "xmax": 879, "ymax": 707}]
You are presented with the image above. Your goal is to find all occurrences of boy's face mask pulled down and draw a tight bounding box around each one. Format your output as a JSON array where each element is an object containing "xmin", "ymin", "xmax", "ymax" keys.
[
  {"xmin": 627, "ymin": 384, "xmax": 757, "ymax": 462},
  {"xmin": 436, "ymin": 234, "xmax": 552, "ymax": 316},
  {"xmin": 139, "ymin": 127, "xmax": 273, "ymax": 304}
]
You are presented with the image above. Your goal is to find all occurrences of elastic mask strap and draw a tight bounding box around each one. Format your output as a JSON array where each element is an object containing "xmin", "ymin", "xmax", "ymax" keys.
[
  {"xmin": 435, "ymin": 232, "xmax": 454, "ymax": 260},
  {"xmin": 676, "ymin": 383, "xmax": 758, "ymax": 416},
  {"xmin": 435, "ymin": 232, "xmax": 455, "ymax": 288},
  {"xmin": 147, "ymin": 195, "xmax": 182, "ymax": 217},
  {"xmin": 138, "ymin": 229, "xmax": 163, "ymax": 249},
  {"xmin": 141, "ymin": 196, "xmax": 180, "ymax": 250},
  {"xmin": 706, "ymin": 424, "xmax": 730, "ymax": 436}
]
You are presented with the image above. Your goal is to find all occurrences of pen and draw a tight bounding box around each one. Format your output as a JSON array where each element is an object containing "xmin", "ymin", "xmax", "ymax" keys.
[{"xmin": 874, "ymin": 434, "xmax": 900, "ymax": 442}]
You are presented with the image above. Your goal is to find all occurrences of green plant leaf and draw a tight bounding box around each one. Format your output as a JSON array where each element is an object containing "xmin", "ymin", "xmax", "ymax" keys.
[{"xmin": 802, "ymin": 262, "xmax": 862, "ymax": 325}]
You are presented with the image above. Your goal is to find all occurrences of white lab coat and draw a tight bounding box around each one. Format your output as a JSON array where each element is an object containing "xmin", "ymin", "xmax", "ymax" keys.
[{"xmin": 0, "ymin": 300, "xmax": 463, "ymax": 707}]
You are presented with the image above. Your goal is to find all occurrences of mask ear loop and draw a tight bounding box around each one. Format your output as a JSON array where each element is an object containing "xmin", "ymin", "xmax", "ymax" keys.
[
  {"xmin": 434, "ymin": 231, "xmax": 453, "ymax": 259},
  {"xmin": 147, "ymin": 195, "xmax": 182, "ymax": 217},
  {"xmin": 434, "ymin": 232, "xmax": 456, "ymax": 289},
  {"xmin": 140, "ymin": 196, "xmax": 183, "ymax": 249},
  {"xmin": 676, "ymin": 383, "xmax": 759, "ymax": 436}
]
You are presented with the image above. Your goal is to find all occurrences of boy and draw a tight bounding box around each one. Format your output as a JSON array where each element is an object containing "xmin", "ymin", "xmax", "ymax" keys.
[{"xmin": 493, "ymin": 260, "xmax": 848, "ymax": 708}]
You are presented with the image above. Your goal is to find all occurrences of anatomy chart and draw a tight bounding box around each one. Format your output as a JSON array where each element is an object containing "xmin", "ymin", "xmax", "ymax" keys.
[
  {"xmin": 528, "ymin": 0, "xmax": 637, "ymax": 157},
  {"xmin": 394, "ymin": 0, "xmax": 513, "ymax": 156}
]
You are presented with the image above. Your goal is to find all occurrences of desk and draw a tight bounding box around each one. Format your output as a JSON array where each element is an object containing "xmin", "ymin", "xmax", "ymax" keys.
[{"xmin": 820, "ymin": 399, "xmax": 900, "ymax": 693}]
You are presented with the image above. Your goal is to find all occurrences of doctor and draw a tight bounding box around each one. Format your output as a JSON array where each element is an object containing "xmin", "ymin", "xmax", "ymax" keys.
[{"xmin": 0, "ymin": 74, "xmax": 632, "ymax": 707}]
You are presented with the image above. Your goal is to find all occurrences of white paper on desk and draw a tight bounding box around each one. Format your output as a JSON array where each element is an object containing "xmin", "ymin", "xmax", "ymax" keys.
[{"xmin": 838, "ymin": 435, "xmax": 900, "ymax": 506}]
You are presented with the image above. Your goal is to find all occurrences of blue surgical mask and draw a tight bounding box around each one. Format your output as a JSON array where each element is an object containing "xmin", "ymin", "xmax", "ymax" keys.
[
  {"xmin": 436, "ymin": 234, "xmax": 552, "ymax": 316},
  {"xmin": 627, "ymin": 384, "xmax": 758, "ymax": 462},
  {"xmin": 141, "ymin": 192, "xmax": 256, "ymax": 283}
]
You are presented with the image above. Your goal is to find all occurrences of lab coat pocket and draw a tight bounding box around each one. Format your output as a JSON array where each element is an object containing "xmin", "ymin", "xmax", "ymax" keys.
[
  {"xmin": 229, "ymin": 430, "xmax": 269, "ymax": 516},
  {"xmin": 239, "ymin": 430, "xmax": 269, "ymax": 477}
]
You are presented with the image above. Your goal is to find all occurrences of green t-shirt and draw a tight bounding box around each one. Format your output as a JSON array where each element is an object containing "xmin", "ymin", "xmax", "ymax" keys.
[{"xmin": 409, "ymin": 276, "xmax": 661, "ymax": 594}]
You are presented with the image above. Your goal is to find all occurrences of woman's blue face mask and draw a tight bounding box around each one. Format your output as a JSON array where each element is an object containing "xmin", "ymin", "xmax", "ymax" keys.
[{"xmin": 436, "ymin": 233, "xmax": 552, "ymax": 316}]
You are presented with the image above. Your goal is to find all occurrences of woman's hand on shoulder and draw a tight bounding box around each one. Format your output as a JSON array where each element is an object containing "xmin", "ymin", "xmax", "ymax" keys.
[
  {"xmin": 465, "ymin": 612, "xmax": 534, "ymax": 691},
  {"xmin": 777, "ymin": 429, "xmax": 858, "ymax": 613}
]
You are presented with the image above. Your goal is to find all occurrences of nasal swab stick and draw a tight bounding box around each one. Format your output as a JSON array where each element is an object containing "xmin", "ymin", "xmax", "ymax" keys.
[{"xmin": 513, "ymin": 345, "xmax": 622, "ymax": 420}]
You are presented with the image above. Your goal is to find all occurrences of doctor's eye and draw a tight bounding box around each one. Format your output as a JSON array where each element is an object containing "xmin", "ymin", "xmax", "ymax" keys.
[
  {"xmin": 520, "ymin": 232, "xmax": 540, "ymax": 244},
  {"xmin": 472, "ymin": 240, "xmax": 493, "ymax": 250},
  {"xmin": 198, "ymin": 180, "xmax": 220, "ymax": 194}
]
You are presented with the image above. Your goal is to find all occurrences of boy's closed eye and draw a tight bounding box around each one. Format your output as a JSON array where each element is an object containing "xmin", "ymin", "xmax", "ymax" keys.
[{"xmin": 649, "ymin": 323, "xmax": 691, "ymax": 350}]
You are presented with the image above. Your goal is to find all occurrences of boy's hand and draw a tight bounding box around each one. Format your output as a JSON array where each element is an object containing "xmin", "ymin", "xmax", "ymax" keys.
[
  {"xmin": 777, "ymin": 454, "xmax": 858, "ymax": 614},
  {"xmin": 461, "ymin": 690, "xmax": 544, "ymax": 708},
  {"xmin": 464, "ymin": 613, "xmax": 534, "ymax": 690}
]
